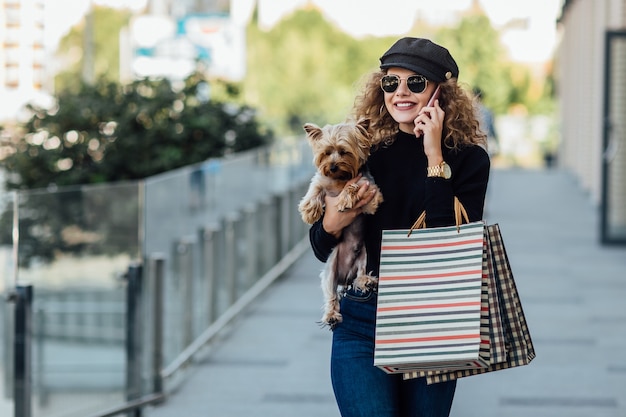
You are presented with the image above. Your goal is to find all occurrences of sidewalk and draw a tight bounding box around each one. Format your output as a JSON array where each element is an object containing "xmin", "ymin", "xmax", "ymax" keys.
[{"xmin": 145, "ymin": 168, "xmax": 626, "ymax": 417}]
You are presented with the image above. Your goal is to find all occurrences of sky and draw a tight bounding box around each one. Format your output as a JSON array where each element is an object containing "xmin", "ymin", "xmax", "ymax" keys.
[
  {"xmin": 43, "ymin": 0, "xmax": 146, "ymax": 50},
  {"xmin": 44, "ymin": 0, "xmax": 562, "ymax": 63}
]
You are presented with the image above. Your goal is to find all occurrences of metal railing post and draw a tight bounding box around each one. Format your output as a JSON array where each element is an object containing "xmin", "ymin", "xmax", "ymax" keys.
[
  {"xmin": 199, "ymin": 225, "xmax": 219, "ymax": 323},
  {"xmin": 125, "ymin": 263, "xmax": 143, "ymax": 417},
  {"xmin": 289, "ymin": 185, "xmax": 301, "ymax": 248},
  {"xmin": 243, "ymin": 204, "xmax": 259, "ymax": 289},
  {"xmin": 224, "ymin": 214, "xmax": 238, "ymax": 305},
  {"xmin": 36, "ymin": 307, "xmax": 48, "ymax": 407},
  {"xmin": 270, "ymin": 194, "xmax": 283, "ymax": 261},
  {"xmin": 12, "ymin": 284, "xmax": 33, "ymax": 417},
  {"xmin": 149, "ymin": 255, "xmax": 165, "ymax": 399},
  {"xmin": 277, "ymin": 193, "xmax": 290, "ymax": 257},
  {"xmin": 174, "ymin": 237, "xmax": 195, "ymax": 346},
  {"xmin": 257, "ymin": 198, "xmax": 276, "ymax": 276}
]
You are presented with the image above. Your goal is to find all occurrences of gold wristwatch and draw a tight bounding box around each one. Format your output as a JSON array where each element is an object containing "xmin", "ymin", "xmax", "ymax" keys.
[{"xmin": 427, "ymin": 161, "xmax": 452, "ymax": 179}]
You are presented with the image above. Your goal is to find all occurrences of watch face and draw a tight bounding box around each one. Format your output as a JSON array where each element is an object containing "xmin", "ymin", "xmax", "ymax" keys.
[{"xmin": 442, "ymin": 163, "xmax": 452, "ymax": 179}]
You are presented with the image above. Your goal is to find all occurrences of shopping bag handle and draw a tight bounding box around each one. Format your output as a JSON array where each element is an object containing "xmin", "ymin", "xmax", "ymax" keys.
[{"xmin": 408, "ymin": 196, "xmax": 469, "ymax": 236}]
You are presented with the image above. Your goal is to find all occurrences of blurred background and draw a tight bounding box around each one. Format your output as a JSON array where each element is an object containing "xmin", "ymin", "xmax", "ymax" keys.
[
  {"xmin": 1, "ymin": 0, "xmax": 625, "ymax": 416},
  {"xmin": 1, "ymin": 0, "xmax": 562, "ymax": 168}
]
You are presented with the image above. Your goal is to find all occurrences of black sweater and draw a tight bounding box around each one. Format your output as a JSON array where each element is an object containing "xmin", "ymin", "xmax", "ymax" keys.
[{"xmin": 309, "ymin": 130, "xmax": 491, "ymax": 277}]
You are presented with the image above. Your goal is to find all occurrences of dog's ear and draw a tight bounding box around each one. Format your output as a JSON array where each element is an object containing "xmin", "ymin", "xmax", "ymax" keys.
[{"xmin": 303, "ymin": 123, "xmax": 323, "ymax": 142}]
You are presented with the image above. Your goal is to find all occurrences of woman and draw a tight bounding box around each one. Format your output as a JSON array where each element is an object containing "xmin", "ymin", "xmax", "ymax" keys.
[{"xmin": 308, "ymin": 37, "xmax": 490, "ymax": 416}]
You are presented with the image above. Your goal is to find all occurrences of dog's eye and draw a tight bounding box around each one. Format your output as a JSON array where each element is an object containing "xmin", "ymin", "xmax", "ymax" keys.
[{"xmin": 339, "ymin": 150, "xmax": 347, "ymax": 156}]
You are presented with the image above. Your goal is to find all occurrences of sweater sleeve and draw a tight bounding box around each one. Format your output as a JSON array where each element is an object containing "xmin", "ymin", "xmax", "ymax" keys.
[
  {"xmin": 309, "ymin": 218, "xmax": 339, "ymax": 262},
  {"xmin": 455, "ymin": 147, "xmax": 491, "ymax": 222},
  {"xmin": 424, "ymin": 145, "xmax": 490, "ymax": 227}
]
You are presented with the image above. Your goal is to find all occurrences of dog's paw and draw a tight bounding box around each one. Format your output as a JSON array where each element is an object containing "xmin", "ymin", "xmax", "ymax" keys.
[
  {"xmin": 336, "ymin": 184, "xmax": 360, "ymax": 212},
  {"xmin": 320, "ymin": 312, "xmax": 342, "ymax": 330},
  {"xmin": 299, "ymin": 202, "xmax": 323, "ymax": 224},
  {"xmin": 353, "ymin": 274, "xmax": 378, "ymax": 292},
  {"xmin": 336, "ymin": 196, "xmax": 352, "ymax": 212}
]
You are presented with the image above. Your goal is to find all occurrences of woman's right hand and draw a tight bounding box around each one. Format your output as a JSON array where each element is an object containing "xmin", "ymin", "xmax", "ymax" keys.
[
  {"xmin": 414, "ymin": 99, "xmax": 445, "ymax": 163},
  {"xmin": 322, "ymin": 175, "xmax": 377, "ymax": 239}
]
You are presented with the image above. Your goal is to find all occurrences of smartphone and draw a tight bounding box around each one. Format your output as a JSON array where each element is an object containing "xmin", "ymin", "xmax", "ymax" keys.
[
  {"xmin": 426, "ymin": 86, "xmax": 441, "ymax": 107},
  {"xmin": 416, "ymin": 86, "xmax": 441, "ymax": 136}
]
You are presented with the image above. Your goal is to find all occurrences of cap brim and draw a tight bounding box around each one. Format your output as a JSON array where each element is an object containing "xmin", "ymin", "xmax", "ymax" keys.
[{"xmin": 380, "ymin": 62, "xmax": 441, "ymax": 83}]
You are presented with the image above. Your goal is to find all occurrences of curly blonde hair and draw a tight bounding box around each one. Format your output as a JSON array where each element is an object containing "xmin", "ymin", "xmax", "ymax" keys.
[{"xmin": 351, "ymin": 70, "xmax": 486, "ymax": 151}]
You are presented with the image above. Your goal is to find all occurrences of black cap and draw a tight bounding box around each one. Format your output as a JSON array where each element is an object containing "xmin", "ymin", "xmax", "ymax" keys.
[{"xmin": 380, "ymin": 37, "xmax": 459, "ymax": 82}]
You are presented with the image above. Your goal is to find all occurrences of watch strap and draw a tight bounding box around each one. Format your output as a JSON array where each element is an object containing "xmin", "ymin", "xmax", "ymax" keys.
[{"xmin": 427, "ymin": 162, "xmax": 444, "ymax": 177}]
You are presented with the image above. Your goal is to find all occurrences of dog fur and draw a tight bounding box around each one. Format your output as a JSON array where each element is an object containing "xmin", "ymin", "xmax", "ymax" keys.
[{"xmin": 298, "ymin": 118, "xmax": 383, "ymax": 328}]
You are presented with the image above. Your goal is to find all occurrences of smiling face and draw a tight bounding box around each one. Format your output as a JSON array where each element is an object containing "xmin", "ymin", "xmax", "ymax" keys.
[{"xmin": 382, "ymin": 67, "xmax": 438, "ymax": 134}]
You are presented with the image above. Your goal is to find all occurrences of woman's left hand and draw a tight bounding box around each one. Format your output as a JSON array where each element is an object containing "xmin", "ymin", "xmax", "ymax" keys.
[{"xmin": 414, "ymin": 99, "xmax": 445, "ymax": 162}]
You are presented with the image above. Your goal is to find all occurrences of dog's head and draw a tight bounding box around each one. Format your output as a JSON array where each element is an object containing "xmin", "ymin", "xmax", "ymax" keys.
[{"xmin": 303, "ymin": 118, "xmax": 372, "ymax": 181}]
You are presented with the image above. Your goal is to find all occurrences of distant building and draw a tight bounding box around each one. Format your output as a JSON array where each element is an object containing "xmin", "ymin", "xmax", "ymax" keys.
[
  {"xmin": 128, "ymin": 0, "xmax": 245, "ymax": 81},
  {"xmin": 0, "ymin": 0, "xmax": 48, "ymax": 121}
]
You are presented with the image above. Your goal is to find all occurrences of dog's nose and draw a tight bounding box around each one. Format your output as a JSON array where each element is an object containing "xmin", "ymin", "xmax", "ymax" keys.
[{"xmin": 330, "ymin": 164, "xmax": 338, "ymax": 173}]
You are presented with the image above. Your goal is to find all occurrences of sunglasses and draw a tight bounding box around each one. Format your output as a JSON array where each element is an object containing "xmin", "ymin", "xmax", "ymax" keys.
[{"xmin": 380, "ymin": 74, "xmax": 428, "ymax": 94}]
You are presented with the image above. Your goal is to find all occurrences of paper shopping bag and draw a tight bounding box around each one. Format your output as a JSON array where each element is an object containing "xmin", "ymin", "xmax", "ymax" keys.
[
  {"xmin": 402, "ymin": 223, "xmax": 536, "ymax": 383},
  {"xmin": 402, "ymin": 225, "xmax": 508, "ymax": 380},
  {"xmin": 374, "ymin": 221, "xmax": 488, "ymax": 374}
]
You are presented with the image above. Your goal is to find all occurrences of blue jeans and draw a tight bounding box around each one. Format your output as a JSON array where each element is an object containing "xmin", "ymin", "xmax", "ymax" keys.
[{"xmin": 331, "ymin": 288, "xmax": 457, "ymax": 417}]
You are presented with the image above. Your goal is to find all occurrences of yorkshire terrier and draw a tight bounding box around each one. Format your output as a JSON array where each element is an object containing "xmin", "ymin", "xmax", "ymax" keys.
[{"xmin": 298, "ymin": 118, "xmax": 383, "ymax": 328}]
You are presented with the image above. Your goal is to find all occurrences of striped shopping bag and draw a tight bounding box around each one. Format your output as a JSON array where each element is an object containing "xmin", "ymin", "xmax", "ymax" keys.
[
  {"xmin": 374, "ymin": 221, "xmax": 488, "ymax": 374},
  {"xmin": 402, "ymin": 223, "xmax": 536, "ymax": 384}
]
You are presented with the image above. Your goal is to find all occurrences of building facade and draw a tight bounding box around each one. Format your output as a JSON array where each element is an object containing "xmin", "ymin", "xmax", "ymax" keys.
[
  {"xmin": 557, "ymin": 0, "xmax": 626, "ymax": 243},
  {"xmin": 128, "ymin": 0, "xmax": 245, "ymax": 81},
  {"xmin": 0, "ymin": 0, "xmax": 45, "ymax": 120}
]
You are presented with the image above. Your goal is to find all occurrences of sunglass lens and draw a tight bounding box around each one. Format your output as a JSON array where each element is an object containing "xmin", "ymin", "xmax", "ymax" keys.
[
  {"xmin": 406, "ymin": 76, "xmax": 426, "ymax": 93},
  {"xmin": 381, "ymin": 75, "xmax": 427, "ymax": 94},
  {"xmin": 381, "ymin": 76, "xmax": 399, "ymax": 93}
]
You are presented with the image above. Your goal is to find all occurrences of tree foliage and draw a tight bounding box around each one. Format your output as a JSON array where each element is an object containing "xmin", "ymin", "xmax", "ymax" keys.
[
  {"xmin": 54, "ymin": 6, "xmax": 131, "ymax": 91},
  {"xmin": 245, "ymin": 7, "xmax": 555, "ymax": 133},
  {"xmin": 2, "ymin": 72, "xmax": 272, "ymax": 190},
  {"xmin": 245, "ymin": 8, "xmax": 395, "ymax": 133},
  {"xmin": 433, "ymin": 13, "xmax": 509, "ymax": 112},
  {"xmin": 2, "ymin": 3, "xmax": 554, "ymax": 192},
  {"xmin": 433, "ymin": 12, "xmax": 555, "ymax": 115},
  {"xmin": 0, "ymin": 72, "xmax": 272, "ymax": 264}
]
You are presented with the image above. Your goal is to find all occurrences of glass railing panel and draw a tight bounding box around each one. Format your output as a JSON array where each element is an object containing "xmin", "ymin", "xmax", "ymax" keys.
[
  {"xmin": 143, "ymin": 140, "xmax": 314, "ymax": 377},
  {"xmin": 4, "ymin": 138, "xmax": 316, "ymax": 415},
  {"xmin": 14, "ymin": 182, "xmax": 141, "ymax": 417}
]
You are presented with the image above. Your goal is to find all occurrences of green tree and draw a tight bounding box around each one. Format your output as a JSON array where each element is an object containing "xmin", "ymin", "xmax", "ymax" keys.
[
  {"xmin": 433, "ymin": 11, "xmax": 555, "ymax": 115},
  {"xmin": 54, "ymin": 6, "xmax": 131, "ymax": 91},
  {"xmin": 245, "ymin": 8, "xmax": 394, "ymax": 134},
  {"xmin": 2, "ymin": 72, "xmax": 272, "ymax": 190},
  {"xmin": 0, "ymin": 72, "xmax": 272, "ymax": 264},
  {"xmin": 433, "ymin": 13, "xmax": 510, "ymax": 113},
  {"xmin": 244, "ymin": 6, "xmax": 555, "ymax": 129}
]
